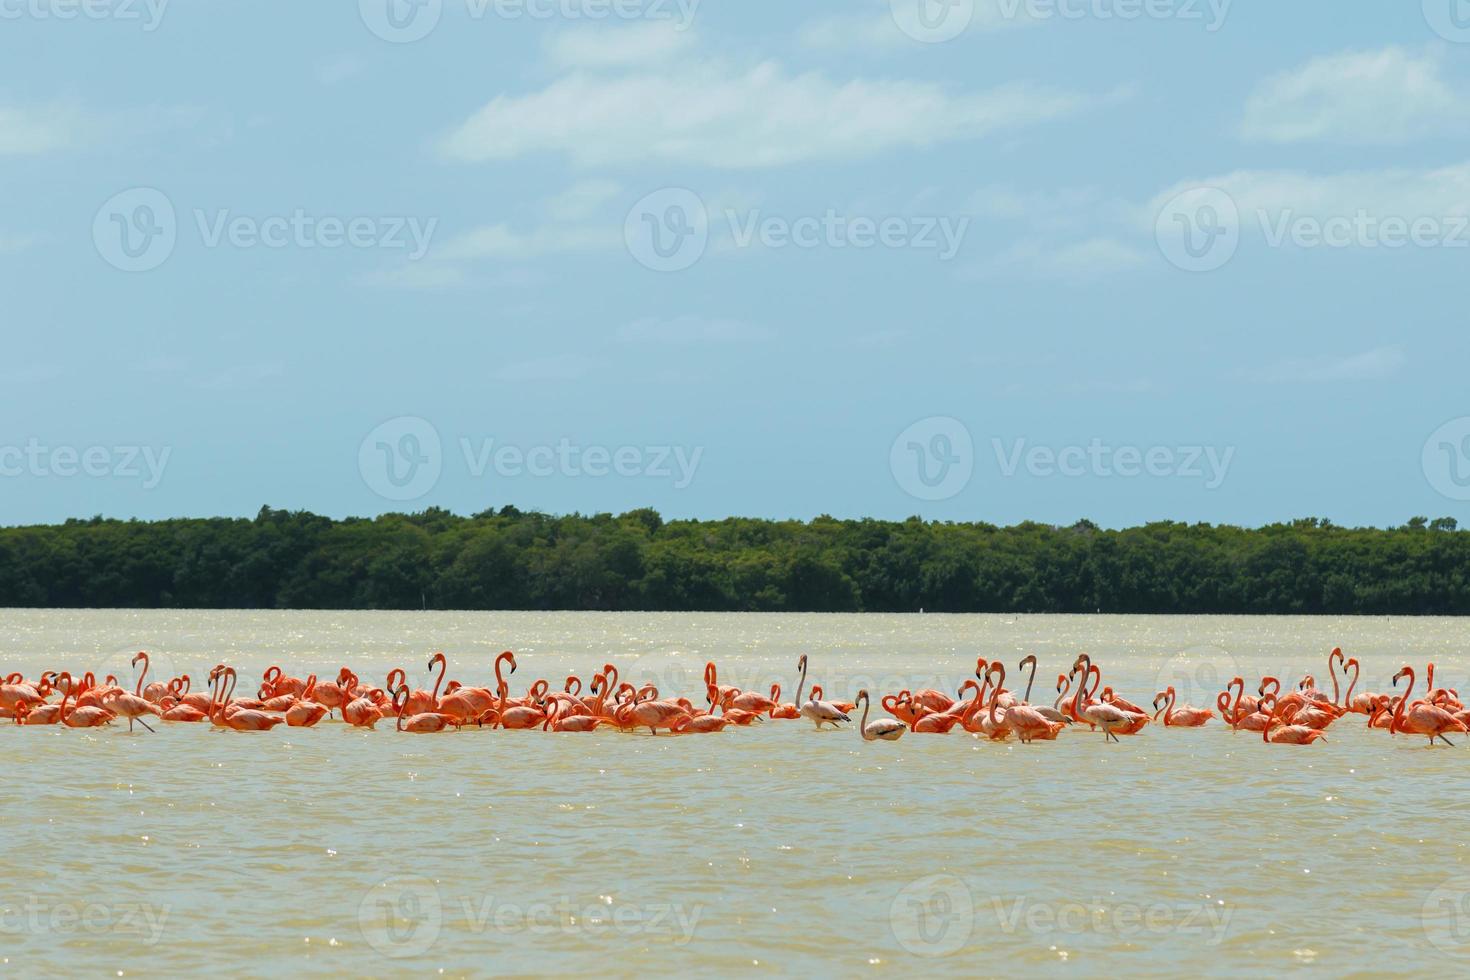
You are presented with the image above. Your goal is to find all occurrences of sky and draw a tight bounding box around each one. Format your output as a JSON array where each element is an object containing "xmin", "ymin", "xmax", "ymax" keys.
[{"xmin": 3, "ymin": 0, "xmax": 1470, "ymax": 529}]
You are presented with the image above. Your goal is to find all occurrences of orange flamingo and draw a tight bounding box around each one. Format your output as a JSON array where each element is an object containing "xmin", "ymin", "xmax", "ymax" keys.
[
  {"xmin": 284, "ymin": 675, "xmax": 330, "ymax": 728},
  {"xmin": 1152, "ymin": 686, "xmax": 1213, "ymax": 727},
  {"xmin": 768, "ymin": 684, "xmax": 800, "ymax": 719},
  {"xmin": 989, "ymin": 663, "xmax": 1063, "ymax": 742},
  {"xmin": 1389, "ymin": 665, "xmax": 1467, "ymax": 746},
  {"xmin": 392, "ymin": 686, "xmax": 456, "ymax": 733},
  {"xmin": 1260, "ymin": 694, "xmax": 1327, "ymax": 745},
  {"xmin": 56, "ymin": 674, "xmax": 115, "ymax": 729},
  {"xmin": 214, "ymin": 669, "xmax": 284, "ymax": 732}
]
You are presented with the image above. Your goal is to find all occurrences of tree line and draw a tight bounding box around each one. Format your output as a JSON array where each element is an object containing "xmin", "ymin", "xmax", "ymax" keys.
[{"xmin": 0, "ymin": 507, "xmax": 1466, "ymax": 614}]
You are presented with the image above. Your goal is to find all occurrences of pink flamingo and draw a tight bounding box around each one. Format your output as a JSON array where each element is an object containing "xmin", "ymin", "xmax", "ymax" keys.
[
  {"xmin": 393, "ymin": 686, "xmax": 457, "ymax": 733},
  {"xmin": 56, "ymin": 674, "xmax": 115, "ymax": 729},
  {"xmin": 1389, "ymin": 665, "xmax": 1467, "ymax": 746},
  {"xmin": 1260, "ymin": 695, "xmax": 1327, "ymax": 745},
  {"xmin": 284, "ymin": 675, "xmax": 330, "ymax": 728},
  {"xmin": 1152, "ymin": 686, "xmax": 1213, "ymax": 727},
  {"xmin": 214, "ymin": 670, "xmax": 284, "ymax": 732}
]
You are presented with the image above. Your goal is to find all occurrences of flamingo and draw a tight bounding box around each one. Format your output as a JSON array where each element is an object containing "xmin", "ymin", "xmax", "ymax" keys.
[
  {"xmin": 704, "ymin": 661, "xmax": 738, "ymax": 707},
  {"xmin": 135, "ymin": 653, "xmax": 172, "ymax": 703},
  {"xmin": 1152, "ymin": 686, "xmax": 1213, "ymax": 727},
  {"xmin": 260, "ymin": 665, "xmax": 307, "ymax": 700},
  {"xmin": 284, "ymin": 676, "xmax": 330, "ymax": 728},
  {"xmin": 671, "ymin": 713, "xmax": 730, "ymax": 734},
  {"xmin": 616, "ymin": 692, "xmax": 689, "ymax": 736},
  {"xmin": 910, "ymin": 702, "xmax": 964, "ymax": 734},
  {"xmin": 102, "ymin": 652, "xmax": 162, "ymax": 732},
  {"xmin": 389, "ymin": 687, "xmax": 455, "ymax": 733},
  {"xmin": 56, "ymin": 675, "xmax": 114, "ymax": 729},
  {"xmin": 540, "ymin": 700, "xmax": 609, "ymax": 733},
  {"xmin": 1071, "ymin": 664, "xmax": 1132, "ymax": 743},
  {"xmin": 1260, "ymin": 695, "xmax": 1328, "ymax": 745},
  {"xmin": 799, "ymin": 688, "xmax": 850, "ymax": 730},
  {"xmin": 768, "ymin": 684, "xmax": 800, "ymax": 719},
  {"xmin": 1389, "ymin": 665, "xmax": 1467, "ymax": 746},
  {"xmin": 855, "ymin": 690, "xmax": 904, "ymax": 741},
  {"xmin": 989, "ymin": 663, "xmax": 1064, "ymax": 742},
  {"xmin": 214, "ymin": 670, "xmax": 284, "ymax": 732},
  {"xmin": 807, "ymin": 686, "xmax": 855, "ymax": 714}
]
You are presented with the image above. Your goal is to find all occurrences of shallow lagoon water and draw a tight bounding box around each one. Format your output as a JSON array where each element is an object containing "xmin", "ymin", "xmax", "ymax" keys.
[{"xmin": 3, "ymin": 610, "xmax": 1469, "ymax": 976}]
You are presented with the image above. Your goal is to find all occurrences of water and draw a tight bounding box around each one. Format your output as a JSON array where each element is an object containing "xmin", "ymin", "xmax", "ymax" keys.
[{"xmin": 3, "ymin": 610, "xmax": 1468, "ymax": 976}]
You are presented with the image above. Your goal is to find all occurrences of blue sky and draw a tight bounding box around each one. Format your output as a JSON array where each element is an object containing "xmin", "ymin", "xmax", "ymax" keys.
[{"xmin": 3, "ymin": 0, "xmax": 1470, "ymax": 528}]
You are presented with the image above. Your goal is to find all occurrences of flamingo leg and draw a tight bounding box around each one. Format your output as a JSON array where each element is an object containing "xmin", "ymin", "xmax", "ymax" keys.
[{"xmin": 137, "ymin": 717, "xmax": 155, "ymax": 733}]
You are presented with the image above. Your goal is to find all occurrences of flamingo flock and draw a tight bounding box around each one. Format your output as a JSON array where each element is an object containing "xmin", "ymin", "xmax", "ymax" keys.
[{"xmin": 1, "ymin": 647, "xmax": 1463, "ymax": 747}]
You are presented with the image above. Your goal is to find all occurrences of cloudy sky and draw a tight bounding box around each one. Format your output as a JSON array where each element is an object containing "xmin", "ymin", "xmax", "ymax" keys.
[{"xmin": 3, "ymin": 0, "xmax": 1469, "ymax": 527}]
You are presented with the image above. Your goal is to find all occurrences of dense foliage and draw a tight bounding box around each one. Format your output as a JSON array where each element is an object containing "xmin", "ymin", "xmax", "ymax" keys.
[{"xmin": 0, "ymin": 508, "xmax": 1467, "ymax": 613}]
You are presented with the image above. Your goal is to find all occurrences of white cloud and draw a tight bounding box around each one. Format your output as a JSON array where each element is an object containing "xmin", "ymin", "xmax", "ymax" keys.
[
  {"xmin": 1145, "ymin": 163, "xmax": 1470, "ymax": 227},
  {"xmin": 437, "ymin": 222, "xmax": 619, "ymax": 260},
  {"xmin": 1241, "ymin": 46, "xmax": 1464, "ymax": 144},
  {"xmin": 973, "ymin": 237, "xmax": 1149, "ymax": 283},
  {"xmin": 440, "ymin": 60, "xmax": 1106, "ymax": 169},
  {"xmin": 547, "ymin": 179, "xmax": 623, "ymax": 222},
  {"xmin": 0, "ymin": 102, "xmax": 86, "ymax": 156},
  {"xmin": 1255, "ymin": 345, "xmax": 1406, "ymax": 384},
  {"xmin": 617, "ymin": 315, "xmax": 773, "ymax": 345},
  {"xmin": 546, "ymin": 22, "xmax": 694, "ymax": 69}
]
